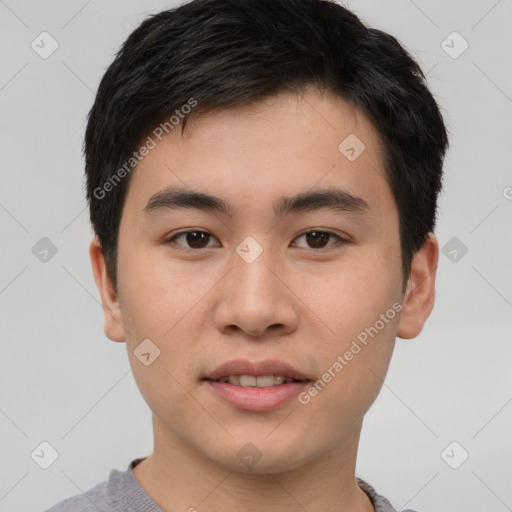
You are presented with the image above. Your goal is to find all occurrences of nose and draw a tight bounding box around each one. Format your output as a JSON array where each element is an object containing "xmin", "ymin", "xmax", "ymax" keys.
[{"xmin": 213, "ymin": 241, "xmax": 299, "ymax": 339}]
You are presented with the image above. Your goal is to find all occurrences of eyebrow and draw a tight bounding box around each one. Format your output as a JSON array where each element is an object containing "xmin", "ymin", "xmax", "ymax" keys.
[{"xmin": 143, "ymin": 186, "xmax": 369, "ymax": 218}]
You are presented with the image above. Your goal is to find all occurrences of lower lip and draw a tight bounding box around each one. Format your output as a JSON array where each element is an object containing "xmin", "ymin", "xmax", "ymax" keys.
[{"xmin": 206, "ymin": 380, "xmax": 309, "ymax": 412}]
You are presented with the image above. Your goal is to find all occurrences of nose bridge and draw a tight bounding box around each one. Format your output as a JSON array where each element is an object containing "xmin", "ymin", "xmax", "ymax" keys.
[
  {"xmin": 213, "ymin": 235, "xmax": 297, "ymax": 337},
  {"xmin": 231, "ymin": 236, "xmax": 280, "ymax": 310}
]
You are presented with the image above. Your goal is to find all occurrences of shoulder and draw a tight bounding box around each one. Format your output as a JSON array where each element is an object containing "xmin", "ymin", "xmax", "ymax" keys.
[
  {"xmin": 43, "ymin": 459, "xmax": 145, "ymax": 512},
  {"xmin": 43, "ymin": 478, "xmax": 113, "ymax": 512},
  {"xmin": 356, "ymin": 477, "xmax": 420, "ymax": 512}
]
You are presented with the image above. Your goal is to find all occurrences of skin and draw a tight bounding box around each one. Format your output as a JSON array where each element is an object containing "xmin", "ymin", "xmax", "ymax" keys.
[{"xmin": 90, "ymin": 89, "xmax": 438, "ymax": 512}]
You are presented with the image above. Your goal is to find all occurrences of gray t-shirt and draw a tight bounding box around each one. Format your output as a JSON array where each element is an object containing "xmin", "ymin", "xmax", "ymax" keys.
[{"xmin": 44, "ymin": 458, "xmax": 417, "ymax": 512}]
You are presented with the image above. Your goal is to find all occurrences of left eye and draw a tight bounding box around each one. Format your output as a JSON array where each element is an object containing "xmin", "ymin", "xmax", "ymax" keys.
[
  {"xmin": 292, "ymin": 230, "xmax": 342, "ymax": 249},
  {"xmin": 168, "ymin": 231, "xmax": 219, "ymax": 249}
]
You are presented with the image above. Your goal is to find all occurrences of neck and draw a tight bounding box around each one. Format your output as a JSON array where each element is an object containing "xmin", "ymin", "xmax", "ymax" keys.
[{"xmin": 132, "ymin": 415, "xmax": 375, "ymax": 512}]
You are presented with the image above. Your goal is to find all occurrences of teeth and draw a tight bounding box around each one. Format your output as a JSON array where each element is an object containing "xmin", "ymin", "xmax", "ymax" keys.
[
  {"xmin": 274, "ymin": 375, "xmax": 285, "ymax": 385},
  {"xmin": 217, "ymin": 375, "xmax": 295, "ymax": 387},
  {"xmin": 256, "ymin": 375, "xmax": 275, "ymax": 387},
  {"xmin": 228, "ymin": 375, "xmax": 240, "ymax": 385},
  {"xmin": 239, "ymin": 375, "xmax": 256, "ymax": 387}
]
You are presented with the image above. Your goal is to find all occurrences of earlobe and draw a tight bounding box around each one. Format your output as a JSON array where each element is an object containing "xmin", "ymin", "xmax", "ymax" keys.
[
  {"xmin": 397, "ymin": 234, "xmax": 439, "ymax": 339},
  {"xmin": 89, "ymin": 237, "xmax": 126, "ymax": 342}
]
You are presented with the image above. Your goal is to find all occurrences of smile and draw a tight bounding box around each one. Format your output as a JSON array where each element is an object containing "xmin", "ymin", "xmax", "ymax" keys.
[{"xmin": 214, "ymin": 375, "xmax": 304, "ymax": 387}]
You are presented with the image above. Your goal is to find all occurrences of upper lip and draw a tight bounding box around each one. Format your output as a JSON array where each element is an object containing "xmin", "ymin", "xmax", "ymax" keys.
[{"xmin": 205, "ymin": 359, "xmax": 309, "ymax": 381}]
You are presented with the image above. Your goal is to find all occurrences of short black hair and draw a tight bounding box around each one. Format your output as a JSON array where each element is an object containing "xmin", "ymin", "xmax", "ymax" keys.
[{"xmin": 84, "ymin": 0, "xmax": 449, "ymax": 289}]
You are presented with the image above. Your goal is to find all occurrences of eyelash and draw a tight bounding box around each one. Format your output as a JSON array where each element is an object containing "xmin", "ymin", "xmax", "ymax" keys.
[{"xmin": 165, "ymin": 229, "xmax": 347, "ymax": 251}]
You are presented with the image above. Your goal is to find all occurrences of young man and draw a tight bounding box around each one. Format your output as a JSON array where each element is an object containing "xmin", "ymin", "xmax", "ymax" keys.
[{"xmin": 46, "ymin": 0, "xmax": 448, "ymax": 510}]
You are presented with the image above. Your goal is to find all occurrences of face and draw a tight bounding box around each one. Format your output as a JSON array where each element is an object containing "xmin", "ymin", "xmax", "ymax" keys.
[{"xmin": 92, "ymin": 89, "xmax": 434, "ymax": 474}]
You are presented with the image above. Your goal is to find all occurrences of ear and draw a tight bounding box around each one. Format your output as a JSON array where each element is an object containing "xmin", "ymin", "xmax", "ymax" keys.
[
  {"xmin": 89, "ymin": 237, "xmax": 126, "ymax": 342},
  {"xmin": 397, "ymin": 233, "xmax": 439, "ymax": 339}
]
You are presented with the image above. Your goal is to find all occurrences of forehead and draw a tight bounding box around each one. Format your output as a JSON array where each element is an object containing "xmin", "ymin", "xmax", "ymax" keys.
[{"xmin": 123, "ymin": 90, "xmax": 392, "ymax": 218}]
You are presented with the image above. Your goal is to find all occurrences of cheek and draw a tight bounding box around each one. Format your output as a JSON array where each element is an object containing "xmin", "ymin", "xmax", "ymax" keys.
[
  {"xmin": 295, "ymin": 248, "xmax": 401, "ymax": 405},
  {"xmin": 118, "ymin": 244, "xmax": 204, "ymax": 338},
  {"xmin": 298, "ymin": 310, "xmax": 397, "ymax": 442},
  {"xmin": 121, "ymin": 295, "xmax": 203, "ymax": 429},
  {"xmin": 299, "ymin": 254, "xmax": 401, "ymax": 338}
]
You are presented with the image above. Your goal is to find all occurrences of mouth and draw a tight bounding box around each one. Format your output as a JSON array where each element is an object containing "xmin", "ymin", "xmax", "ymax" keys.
[
  {"xmin": 203, "ymin": 359, "xmax": 311, "ymax": 412},
  {"xmin": 208, "ymin": 375, "xmax": 308, "ymax": 387}
]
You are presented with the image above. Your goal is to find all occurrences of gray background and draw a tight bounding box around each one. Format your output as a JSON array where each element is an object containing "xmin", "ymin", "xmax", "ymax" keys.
[{"xmin": 1, "ymin": 0, "xmax": 511, "ymax": 510}]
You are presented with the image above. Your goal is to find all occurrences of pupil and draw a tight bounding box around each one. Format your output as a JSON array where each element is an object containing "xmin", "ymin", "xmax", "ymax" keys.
[
  {"xmin": 187, "ymin": 232, "xmax": 209, "ymax": 248},
  {"xmin": 306, "ymin": 231, "xmax": 328, "ymax": 249}
]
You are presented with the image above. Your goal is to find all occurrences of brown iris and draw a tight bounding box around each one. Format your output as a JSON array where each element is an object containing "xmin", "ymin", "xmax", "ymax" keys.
[
  {"xmin": 304, "ymin": 231, "xmax": 330, "ymax": 249},
  {"xmin": 185, "ymin": 231, "xmax": 210, "ymax": 249}
]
